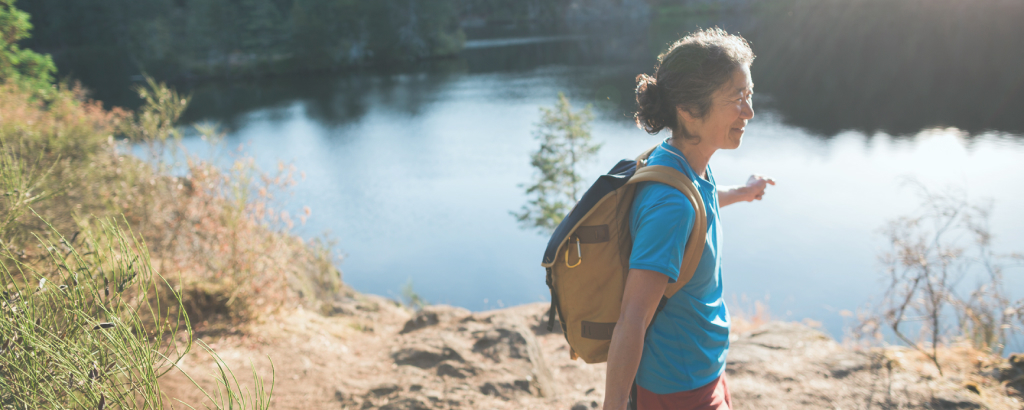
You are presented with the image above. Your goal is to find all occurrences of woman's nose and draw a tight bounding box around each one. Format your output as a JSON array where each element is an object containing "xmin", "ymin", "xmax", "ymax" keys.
[{"xmin": 741, "ymin": 98, "xmax": 754, "ymax": 120}]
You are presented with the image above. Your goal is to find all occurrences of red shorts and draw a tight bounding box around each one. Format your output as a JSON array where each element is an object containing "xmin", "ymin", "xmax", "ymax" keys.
[{"xmin": 636, "ymin": 373, "xmax": 732, "ymax": 410}]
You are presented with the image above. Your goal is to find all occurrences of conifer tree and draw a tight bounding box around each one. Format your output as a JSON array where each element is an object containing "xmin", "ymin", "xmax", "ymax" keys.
[
  {"xmin": 0, "ymin": 0, "xmax": 55, "ymax": 90},
  {"xmin": 514, "ymin": 93, "xmax": 602, "ymax": 233}
]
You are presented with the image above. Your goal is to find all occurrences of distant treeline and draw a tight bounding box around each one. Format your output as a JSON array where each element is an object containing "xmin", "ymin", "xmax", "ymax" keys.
[
  {"xmin": 746, "ymin": 0, "xmax": 1024, "ymax": 136},
  {"xmin": 18, "ymin": 0, "xmax": 595, "ymax": 79},
  {"xmin": 21, "ymin": 0, "xmax": 1024, "ymax": 136}
]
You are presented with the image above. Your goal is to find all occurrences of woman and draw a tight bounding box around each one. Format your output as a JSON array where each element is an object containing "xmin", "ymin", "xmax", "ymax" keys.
[{"xmin": 603, "ymin": 28, "xmax": 774, "ymax": 410}]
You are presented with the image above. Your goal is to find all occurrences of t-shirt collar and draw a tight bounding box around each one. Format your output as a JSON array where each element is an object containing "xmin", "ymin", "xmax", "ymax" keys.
[{"xmin": 658, "ymin": 138, "xmax": 708, "ymax": 182}]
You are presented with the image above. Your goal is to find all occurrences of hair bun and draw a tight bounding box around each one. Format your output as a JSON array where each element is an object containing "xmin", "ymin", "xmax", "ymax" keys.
[{"xmin": 634, "ymin": 74, "xmax": 670, "ymax": 134}]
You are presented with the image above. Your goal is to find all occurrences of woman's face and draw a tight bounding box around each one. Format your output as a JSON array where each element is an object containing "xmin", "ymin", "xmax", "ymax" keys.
[{"xmin": 678, "ymin": 65, "xmax": 755, "ymax": 150}]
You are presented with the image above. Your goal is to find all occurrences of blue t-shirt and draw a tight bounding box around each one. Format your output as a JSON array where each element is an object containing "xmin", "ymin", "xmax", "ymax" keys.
[{"xmin": 629, "ymin": 139, "xmax": 729, "ymax": 394}]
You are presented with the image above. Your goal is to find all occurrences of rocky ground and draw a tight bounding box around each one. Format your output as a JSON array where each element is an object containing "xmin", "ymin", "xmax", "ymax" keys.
[{"xmin": 160, "ymin": 293, "xmax": 1024, "ymax": 409}]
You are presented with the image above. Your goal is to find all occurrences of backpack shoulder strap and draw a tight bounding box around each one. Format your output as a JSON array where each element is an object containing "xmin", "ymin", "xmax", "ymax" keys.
[
  {"xmin": 626, "ymin": 165, "xmax": 708, "ymax": 299},
  {"xmin": 634, "ymin": 145, "xmax": 659, "ymax": 168}
]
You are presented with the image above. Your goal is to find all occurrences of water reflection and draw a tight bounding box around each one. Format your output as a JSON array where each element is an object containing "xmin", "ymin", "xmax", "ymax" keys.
[
  {"xmin": 180, "ymin": 67, "xmax": 468, "ymax": 131},
  {"xmin": 745, "ymin": 0, "xmax": 1024, "ymax": 136},
  {"xmin": 61, "ymin": 0, "xmax": 1024, "ymax": 141},
  {"xmin": 174, "ymin": 1, "xmax": 1024, "ymax": 138}
]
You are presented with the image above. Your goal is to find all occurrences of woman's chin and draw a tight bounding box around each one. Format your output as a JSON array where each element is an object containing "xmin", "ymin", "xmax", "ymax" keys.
[
  {"xmin": 727, "ymin": 134, "xmax": 744, "ymax": 149},
  {"xmin": 723, "ymin": 128, "xmax": 745, "ymax": 149}
]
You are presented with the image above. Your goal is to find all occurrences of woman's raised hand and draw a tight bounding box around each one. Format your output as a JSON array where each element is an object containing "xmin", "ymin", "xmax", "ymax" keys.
[{"xmin": 744, "ymin": 174, "xmax": 775, "ymax": 201}]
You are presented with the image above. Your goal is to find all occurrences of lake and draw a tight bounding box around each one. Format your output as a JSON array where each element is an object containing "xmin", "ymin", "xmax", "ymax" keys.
[{"xmin": 75, "ymin": 2, "xmax": 1024, "ymax": 342}]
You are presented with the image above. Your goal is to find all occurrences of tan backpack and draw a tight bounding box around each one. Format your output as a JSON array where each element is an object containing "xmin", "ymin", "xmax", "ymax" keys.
[{"xmin": 541, "ymin": 146, "xmax": 707, "ymax": 363}]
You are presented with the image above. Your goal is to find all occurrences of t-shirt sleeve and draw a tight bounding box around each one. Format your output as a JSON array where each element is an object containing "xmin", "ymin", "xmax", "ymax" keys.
[{"xmin": 628, "ymin": 183, "xmax": 696, "ymax": 283}]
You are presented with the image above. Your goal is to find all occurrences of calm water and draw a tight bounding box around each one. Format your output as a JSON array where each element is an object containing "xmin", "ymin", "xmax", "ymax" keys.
[
  {"xmin": 173, "ymin": 76, "xmax": 1024, "ymax": 341},
  {"xmin": 83, "ymin": 3, "xmax": 1024, "ymax": 341}
]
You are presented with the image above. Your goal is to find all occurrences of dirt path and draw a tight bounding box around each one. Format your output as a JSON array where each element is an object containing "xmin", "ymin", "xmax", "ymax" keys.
[{"xmin": 159, "ymin": 295, "xmax": 1023, "ymax": 409}]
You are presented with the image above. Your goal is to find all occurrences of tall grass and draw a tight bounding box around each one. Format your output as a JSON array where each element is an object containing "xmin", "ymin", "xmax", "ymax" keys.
[
  {"xmin": 1, "ymin": 75, "xmax": 344, "ymax": 323},
  {"xmin": 0, "ymin": 148, "xmax": 272, "ymax": 408},
  {"xmin": 1, "ymin": 70, "xmax": 343, "ymax": 407},
  {"xmin": 0, "ymin": 82, "xmax": 127, "ymax": 245}
]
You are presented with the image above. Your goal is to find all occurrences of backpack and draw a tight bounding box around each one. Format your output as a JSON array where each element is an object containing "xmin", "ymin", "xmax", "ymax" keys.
[{"xmin": 541, "ymin": 145, "xmax": 707, "ymax": 363}]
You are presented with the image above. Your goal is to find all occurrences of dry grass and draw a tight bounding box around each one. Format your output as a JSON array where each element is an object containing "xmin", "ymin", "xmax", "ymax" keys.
[
  {"xmin": 0, "ymin": 82, "xmax": 128, "ymax": 242},
  {"xmin": 873, "ymin": 344, "xmax": 1023, "ymax": 407},
  {"xmin": 730, "ymin": 294, "xmax": 773, "ymax": 334},
  {"xmin": 0, "ymin": 78, "xmax": 343, "ymax": 330},
  {"xmin": 0, "ymin": 77, "xmax": 305, "ymax": 408}
]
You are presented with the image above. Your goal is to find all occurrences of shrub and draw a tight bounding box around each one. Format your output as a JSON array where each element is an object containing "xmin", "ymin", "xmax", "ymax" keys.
[
  {"xmin": 0, "ymin": 82, "xmax": 128, "ymax": 245},
  {"xmin": 866, "ymin": 185, "xmax": 1024, "ymax": 374},
  {"xmin": 1, "ymin": 74, "xmax": 345, "ymax": 324}
]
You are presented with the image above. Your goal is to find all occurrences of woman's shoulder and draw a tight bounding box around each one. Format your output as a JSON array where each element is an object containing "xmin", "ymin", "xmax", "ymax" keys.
[{"xmin": 633, "ymin": 180, "xmax": 697, "ymax": 218}]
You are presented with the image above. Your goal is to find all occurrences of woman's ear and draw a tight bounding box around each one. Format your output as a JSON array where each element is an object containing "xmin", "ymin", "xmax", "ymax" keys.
[
  {"xmin": 676, "ymin": 106, "xmax": 698, "ymax": 129},
  {"xmin": 677, "ymin": 106, "xmax": 698, "ymax": 124}
]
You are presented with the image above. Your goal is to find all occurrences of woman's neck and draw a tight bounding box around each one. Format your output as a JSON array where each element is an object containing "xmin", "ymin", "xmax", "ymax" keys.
[{"xmin": 668, "ymin": 131, "xmax": 714, "ymax": 178}]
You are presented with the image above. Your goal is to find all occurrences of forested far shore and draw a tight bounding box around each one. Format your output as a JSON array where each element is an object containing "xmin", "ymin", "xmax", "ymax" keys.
[
  {"xmin": 19, "ymin": 0, "xmax": 1024, "ymax": 137},
  {"xmin": 18, "ymin": 0, "xmax": 656, "ymax": 82}
]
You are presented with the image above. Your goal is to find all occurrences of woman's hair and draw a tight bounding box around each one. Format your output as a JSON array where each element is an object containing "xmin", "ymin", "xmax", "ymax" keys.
[{"xmin": 635, "ymin": 28, "xmax": 755, "ymax": 135}]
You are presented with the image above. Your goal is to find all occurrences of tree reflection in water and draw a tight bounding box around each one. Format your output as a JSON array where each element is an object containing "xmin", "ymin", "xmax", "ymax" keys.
[{"xmin": 54, "ymin": 0, "xmax": 1024, "ymax": 141}]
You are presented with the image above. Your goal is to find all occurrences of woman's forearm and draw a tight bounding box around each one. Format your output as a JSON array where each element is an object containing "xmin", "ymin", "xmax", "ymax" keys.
[
  {"xmin": 603, "ymin": 315, "xmax": 647, "ymax": 410},
  {"xmin": 718, "ymin": 185, "xmax": 750, "ymax": 207},
  {"xmin": 602, "ymin": 269, "xmax": 668, "ymax": 410}
]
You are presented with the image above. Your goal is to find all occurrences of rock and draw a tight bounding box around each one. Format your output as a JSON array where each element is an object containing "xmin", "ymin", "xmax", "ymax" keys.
[
  {"xmin": 930, "ymin": 394, "xmax": 983, "ymax": 409},
  {"xmin": 1011, "ymin": 353, "xmax": 1024, "ymax": 367},
  {"xmin": 743, "ymin": 321, "xmax": 831, "ymax": 350},
  {"xmin": 355, "ymin": 300, "xmax": 380, "ymax": 312},
  {"xmin": 476, "ymin": 311, "xmax": 558, "ymax": 399},
  {"xmin": 370, "ymin": 383, "xmax": 400, "ymax": 397},
  {"xmin": 472, "ymin": 328, "xmax": 528, "ymax": 362},
  {"xmin": 479, "ymin": 382, "xmax": 501, "ymax": 397},
  {"xmin": 996, "ymin": 353, "xmax": 1024, "ymax": 398},
  {"xmin": 401, "ymin": 310, "xmax": 440, "ymax": 334},
  {"xmin": 1008, "ymin": 385, "xmax": 1022, "ymax": 398},
  {"xmin": 514, "ymin": 379, "xmax": 531, "ymax": 392},
  {"xmin": 478, "ymin": 380, "xmax": 531, "ymax": 398},
  {"xmin": 436, "ymin": 361, "xmax": 476, "ymax": 378},
  {"xmin": 393, "ymin": 344, "xmax": 463, "ymax": 368},
  {"xmin": 161, "ymin": 299, "xmax": 1024, "ymax": 410},
  {"xmin": 326, "ymin": 301, "xmax": 356, "ymax": 316},
  {"xmin": 379, "ymin": 397, "xmax": 431, "ymax": 410},
  {"xmin": 963, "ymin": 381, "xmax": 980, "ymax": 395},
  {"xmin": 570, "ymin": 400, "xmax": 599, "ymax": 410},
  {"xmin": 825, "ymin": 352, "xmax": 871, "ymax": 378}
]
